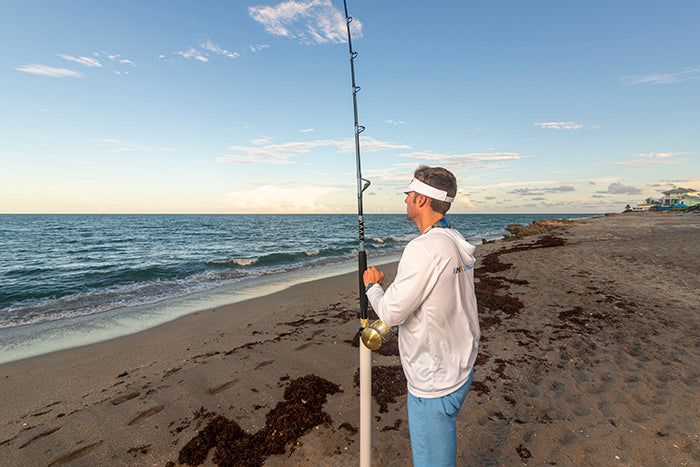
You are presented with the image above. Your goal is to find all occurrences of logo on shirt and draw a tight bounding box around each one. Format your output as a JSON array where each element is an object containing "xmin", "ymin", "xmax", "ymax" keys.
[{"xmin": 452, "ymin": 264, "xmax": 473, "ymax": 274}]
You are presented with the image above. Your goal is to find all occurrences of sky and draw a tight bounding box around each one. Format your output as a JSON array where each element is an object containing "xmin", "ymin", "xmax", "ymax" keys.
[{"xmin": 1, "ymin": 0, "xmax": 698, "ymax": 214}]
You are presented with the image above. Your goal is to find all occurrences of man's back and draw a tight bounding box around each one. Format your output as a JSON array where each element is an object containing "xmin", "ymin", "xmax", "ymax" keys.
[{"xmin": 368, "ymin": 227, "xmax": 480, "ymax": 397}]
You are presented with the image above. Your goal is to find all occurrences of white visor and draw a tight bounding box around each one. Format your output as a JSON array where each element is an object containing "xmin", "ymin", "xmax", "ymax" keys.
[{"xmin": 395, "ymin": 178, "xmax": 455, "ymax": 202}]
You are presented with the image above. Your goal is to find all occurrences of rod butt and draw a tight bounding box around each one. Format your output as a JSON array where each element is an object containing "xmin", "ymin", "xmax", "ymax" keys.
[{"xmin": 360, "ymin": 340, "xmax": 372, "ymax": 466}]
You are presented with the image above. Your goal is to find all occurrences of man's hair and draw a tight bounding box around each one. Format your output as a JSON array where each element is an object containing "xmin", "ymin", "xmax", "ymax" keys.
[{"xmin": 413, "ymin": 165, "xmax": 457, "ymax": 215}]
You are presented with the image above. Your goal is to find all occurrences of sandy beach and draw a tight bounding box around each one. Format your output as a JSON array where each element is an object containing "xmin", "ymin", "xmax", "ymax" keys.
[{"xmin": 1, "ymin": 213, "xmax": 698, "ymax": 466}]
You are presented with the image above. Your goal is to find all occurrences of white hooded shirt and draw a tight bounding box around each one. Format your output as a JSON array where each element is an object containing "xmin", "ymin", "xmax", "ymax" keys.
[{"xmin": 366, "ymin": 226, "xmax": 480, "ymax": 398}]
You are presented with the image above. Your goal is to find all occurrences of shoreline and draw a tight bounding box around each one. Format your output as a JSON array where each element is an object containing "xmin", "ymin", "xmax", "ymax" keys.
[
  {"xmin": 0, "ymin": 252, "xmax": 404, "ymax": 365},
  {"xmin": 0, "ymin": 214, "xmax": 597, "ymax": 330},
  {"xmin": 1, "ymin": 214, "xmax": 698, "ymax": 466},
  {"xmin": 0, "ymin": 213, "xmax": 593, "ymax": 365}
]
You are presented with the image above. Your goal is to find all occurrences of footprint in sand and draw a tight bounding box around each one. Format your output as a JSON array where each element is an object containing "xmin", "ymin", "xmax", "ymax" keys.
[
  {"xmin": 207, "ymin": 380, "xmax": 238, "ymax": 395},
  {"xmin": 127, "ymin": 406, "xmax": 164, "ymax": 425},
  {"xmin": 163, "ymin": 366, "xmax": 182, "ymax": 378},
  {"xmin": 18, "ymin": 426, "xmax": 61, "ymax": 449},
  {"xmin": 110, "ymin": 392, "xmax": 140, "ymax": 405},
  {"xmin": 48, "ymin": 440, "xmax": 103, "ymax": 466},
  {"xmin": 294, "ymin": 342, "xmax": 315, "ymax": 351},
  {"xmin": 254, "ymin": 360, "xmax": 274, "ymax": 370}
]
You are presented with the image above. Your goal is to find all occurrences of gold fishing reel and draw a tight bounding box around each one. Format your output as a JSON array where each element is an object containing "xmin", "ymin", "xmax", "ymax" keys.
[{"xmin": 360, "ymin": 320, "xmax": 396, "ymax": 351}]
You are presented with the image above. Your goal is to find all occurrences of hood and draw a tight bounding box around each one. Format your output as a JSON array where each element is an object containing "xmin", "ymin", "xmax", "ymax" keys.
[{"xmin": 441, "ymin": 228, "xmax": 477, "ymax": 257}]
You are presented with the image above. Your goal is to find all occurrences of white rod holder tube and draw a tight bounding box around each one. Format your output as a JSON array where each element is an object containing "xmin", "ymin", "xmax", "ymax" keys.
[{"xmin": 360, "ymin": 340, "xmax": 372, "ymax": 466}]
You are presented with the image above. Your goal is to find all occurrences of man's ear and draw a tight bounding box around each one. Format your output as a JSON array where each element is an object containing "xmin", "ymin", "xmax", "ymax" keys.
[{"xmin": 416, "ymin": 194, "xmax": 428, "ymax": 207}]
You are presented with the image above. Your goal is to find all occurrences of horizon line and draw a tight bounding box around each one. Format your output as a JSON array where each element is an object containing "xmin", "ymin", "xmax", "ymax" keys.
[{"xmin": 0, "ymin": 211, "xmax": 605, "ymax": 215}]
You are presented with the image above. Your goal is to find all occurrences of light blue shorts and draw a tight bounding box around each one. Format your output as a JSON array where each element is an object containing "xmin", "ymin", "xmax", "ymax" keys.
[{"xmin": 406, "ymin": 369, "xmax": 474, "ymax": 467}]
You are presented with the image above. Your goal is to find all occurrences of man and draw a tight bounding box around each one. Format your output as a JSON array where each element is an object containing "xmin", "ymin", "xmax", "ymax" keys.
[{"xmin": 363, "ymin": 165, "xmax": 480, "ymax": 466}]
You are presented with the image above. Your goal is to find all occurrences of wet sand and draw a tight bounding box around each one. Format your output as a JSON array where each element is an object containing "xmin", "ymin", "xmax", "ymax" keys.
[{"xmin": 1, "ymin": 213, "xmax": 698, "ymax": 466}]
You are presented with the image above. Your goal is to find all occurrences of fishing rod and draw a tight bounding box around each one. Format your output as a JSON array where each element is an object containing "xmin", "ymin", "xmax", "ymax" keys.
[
  {"xmin": 342, "ymin": 0, "xmax": 370, "ymax": 324},
  {"xmin": 341, "ymin": 1, "xmax": 372, "ymax": 465}
]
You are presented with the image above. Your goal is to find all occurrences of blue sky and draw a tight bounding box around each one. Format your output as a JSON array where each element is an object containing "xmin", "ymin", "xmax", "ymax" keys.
[{"xmin": 2, "ymin": 0, "xmax": 698, "ymax": 214}]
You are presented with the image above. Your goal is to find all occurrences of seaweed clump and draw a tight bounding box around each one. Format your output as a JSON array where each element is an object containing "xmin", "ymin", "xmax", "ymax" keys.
[
  {"xmin": 178, "ymin": 416, "xmax": 245, "ymax": 466},
  {"xmin": 177, "ymin": 374, "xmax": 340, "ymax": 467},
  {"xmin": 557, "ymin": 305, "xmax": 609, "ymax": 334},
  {"xmin": 354, "ymin": 365, "xmax": 407, "ymax": 413},
  {"xmin": 475, "ymin": 235, "xmax": 567, "ymax": 320}
]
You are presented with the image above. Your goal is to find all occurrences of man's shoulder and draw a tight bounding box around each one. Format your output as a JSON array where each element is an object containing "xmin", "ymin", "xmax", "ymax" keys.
[
  {"xmin": 416, "ymin": 228, "xmax": 465, "ymax": 245},
  {"xmin": 414, "ymin": 229, "xmax": 472, "ymax": 254},
  {"xmin": 402, "ymin": 235, "xmax": 434, "ymax": 259},
  {"xmin": 404, "ymin": 230, "xmax": 451, "ymax": 256}
]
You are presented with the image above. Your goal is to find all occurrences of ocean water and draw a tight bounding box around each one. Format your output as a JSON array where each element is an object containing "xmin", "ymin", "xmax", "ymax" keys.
[{"xmin": 0, "ymin": 213, "xmax": 593, "ymax": 361}]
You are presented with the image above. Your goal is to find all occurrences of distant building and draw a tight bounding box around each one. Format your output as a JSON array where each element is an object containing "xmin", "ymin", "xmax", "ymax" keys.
[
  {"xmin": 679, "ymin": 195, "xmax": 700, "ymax": 207},
  {"xmin": 631, "ymin": 204, "xmax": 653, "ymax": 212},
  {"xmin": 661, "ymin": 187, "xmax": 699, "ymax": 207}
]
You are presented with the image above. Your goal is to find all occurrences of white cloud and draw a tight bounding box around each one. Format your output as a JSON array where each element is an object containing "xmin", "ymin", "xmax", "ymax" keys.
[
  {"xmin": 250, "ymin": 44, "xmax": 270, "ymax": 52},
  {"xmin": 637, "ymin": 152, "xmax": 687, "ymax": 158},
  {"xmin": 337, "ymin": 137, "xmax": 410, "ymax": 153},
  {"xmin": 58, "ymin": 52, "xmax": 139, "ymax": 73},
  {"xmin": 397, "ymin": 151, "xmax": 530, "ymax": 170},
  {"xmin": 620, "ymin": 65, "xmax": 700, "ymax": 85},
  {"xmin": 362, "ymin": 167, "xmax": 414, "ymax": 184},
  {"xmin": 59, "ymin": 54, "xmax": 102, "ymax": 67},
  {"xmin": 385, "ymin": 120, "xmax": 406, "ymax": 125},
  {"xmin": 218, "ymin": 149, "xmax": 292, "ymax": 165},
  {"xmin": 249, "ymin": 0, "xmax": 361, "ymax": 45},
  {"xmin": 300, "ymin": 128, "xmax": 316, "ymax": 133},
  {"xmin": 102, "ymin": 54, "xmax": 138, "ymax": 67},
  {"xmin": 175, "ymin": 41, "xmax": 239, "ymax": 63},
  {"xmin": 201, "ymin": 40, "xmax": 240, "ymax": 59},
  {"xmin": 176, "ymin": 47, "xmax": 209, "ymax": 62},
  {"xmin": 14, "ymin": 64, "xmax": 82, "ymax": 78},
  {"xmin": 534, "ymin": 122, "xmax": 584, "ymax": 130},
  {"xmin": 218, "ymin": 137, "xmax": 409, "ymax": 164},
  {"xmin": 225, "ymin": 184, "xmax": 337, "ymax": 212},
  {"xmin": 250, "ymin": 137, "xmax": 273, "ymax": 145},
  {"xmin": 606, "ymin": 159, "xmax": 684, "ymax": 169},
  {"xmin": 219, "ymin": 140, "xmax": 330, "ymax": 164},
  {"xmin": 453, "ymin": 190, "xmax": 476, "ymax": 209}
]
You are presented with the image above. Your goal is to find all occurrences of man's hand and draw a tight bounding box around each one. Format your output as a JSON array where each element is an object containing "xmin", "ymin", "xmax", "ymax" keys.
[{"xmin": 363, "ymin": 267, "xmax": 385, "ymax": 287}]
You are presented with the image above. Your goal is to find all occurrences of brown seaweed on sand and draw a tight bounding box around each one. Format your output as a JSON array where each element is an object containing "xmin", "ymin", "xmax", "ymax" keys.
[
  {"xmin": 177, "ymin": 374, "xmax": 340, "ymax": 467},
  {"xmin": 475, "ymin": 235, "xmax": 567, "ymax": 320},
  {"xmin": 353, "ymin": 365, "xmax": 407, "ymax": 413}
]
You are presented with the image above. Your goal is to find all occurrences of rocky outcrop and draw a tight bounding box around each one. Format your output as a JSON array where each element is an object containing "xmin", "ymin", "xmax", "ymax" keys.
[{"xmin": 503, "ymin": 219, "xmax": 575, "ymax": 240}]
